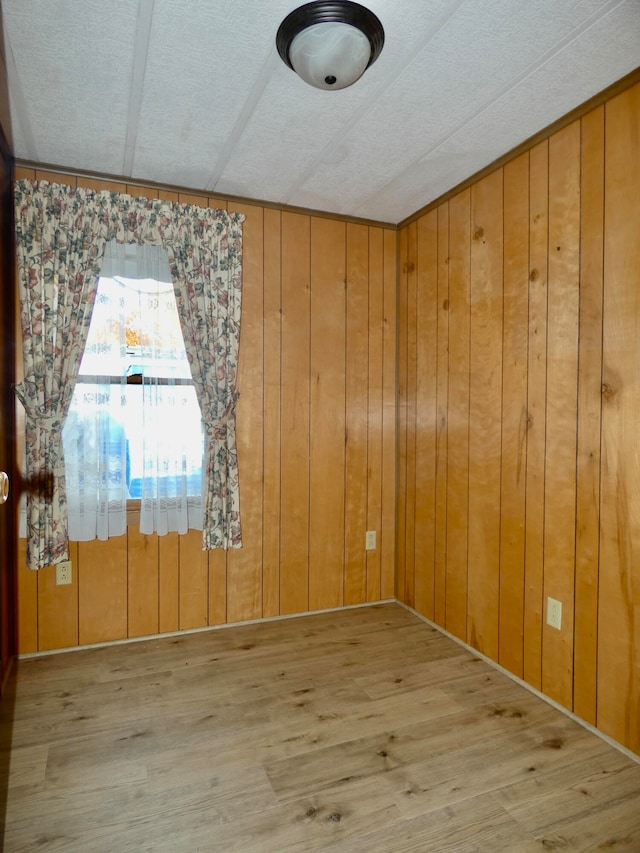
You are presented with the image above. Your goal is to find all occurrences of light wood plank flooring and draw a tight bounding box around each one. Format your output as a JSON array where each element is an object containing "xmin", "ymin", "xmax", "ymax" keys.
[{"xmin": 1, "ymin": 603, "xmax": 639, "ymax": 851}]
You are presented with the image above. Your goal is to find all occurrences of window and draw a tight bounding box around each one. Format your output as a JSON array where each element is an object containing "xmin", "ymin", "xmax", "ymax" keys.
[{"xmin": 62, "ymin": 243, "xmax": 205, "ymax": 539}]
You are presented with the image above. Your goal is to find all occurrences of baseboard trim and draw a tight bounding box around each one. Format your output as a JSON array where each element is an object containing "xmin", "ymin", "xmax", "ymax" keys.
[{"xmin": 396, "ymin": 600, "xmax": 640, "ymax": 766}]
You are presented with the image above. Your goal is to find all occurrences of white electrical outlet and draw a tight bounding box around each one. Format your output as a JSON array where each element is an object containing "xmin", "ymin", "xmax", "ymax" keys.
[
  {"xmin": 365, "ymin": 530, "xmax": 376, "ymax": 551},
  {"xmin": 56, "ymin": 560, "xmax": 72, "ymax": 586},
  {"xmin": 546, "ymin": 596, "xmax": 562, "ymax": 630}
]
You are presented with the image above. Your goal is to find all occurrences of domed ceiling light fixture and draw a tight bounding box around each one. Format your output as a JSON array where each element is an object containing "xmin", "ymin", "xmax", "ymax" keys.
[{"xmin": 276, "ymin": 1, "xmax": 385, "ymax": 91}]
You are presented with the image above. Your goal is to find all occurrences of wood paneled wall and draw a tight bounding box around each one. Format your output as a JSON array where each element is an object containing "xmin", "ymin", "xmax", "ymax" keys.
[
  {"xmin": 397, "ymin": 80, "xmax": 640, "ymax": 755},
  {"xmin": 14, "ymin": 168, "xmax": 397, "ymax": 654}
]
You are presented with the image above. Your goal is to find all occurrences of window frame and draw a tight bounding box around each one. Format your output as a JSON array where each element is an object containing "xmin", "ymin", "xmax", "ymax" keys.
[{"xmin": 68, "ymin": 269, "xmax": 204, "ymax": 517}]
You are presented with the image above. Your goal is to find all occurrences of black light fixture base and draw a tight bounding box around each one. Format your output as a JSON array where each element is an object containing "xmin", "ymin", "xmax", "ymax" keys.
[{"xmin": 276, "ymin": 1, "xmax": 385, "ymax": 73}]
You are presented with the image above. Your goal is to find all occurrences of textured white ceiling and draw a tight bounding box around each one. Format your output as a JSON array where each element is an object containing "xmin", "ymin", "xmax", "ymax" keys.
[{"xmin": 2, "ymin": 0, "xmax": 639, "ymax": 224}]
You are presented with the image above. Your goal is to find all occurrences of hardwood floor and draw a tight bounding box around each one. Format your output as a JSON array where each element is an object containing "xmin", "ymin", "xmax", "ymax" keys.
[{"xmin": 1, "ymin": 602, "xmax": 639, "ymax": 852}]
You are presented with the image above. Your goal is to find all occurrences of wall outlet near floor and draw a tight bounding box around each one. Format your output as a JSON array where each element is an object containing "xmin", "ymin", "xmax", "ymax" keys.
[
  {"xmin": 56, "ymin": 560, "xmax": 72, "ymax": 586},
  {"xmin": 365, "ymin": 530, "xmax": 377, "ymax": 551},
  {"xmin": 546, "ymin": 596, "xmax": 562, "ymax": 630}
]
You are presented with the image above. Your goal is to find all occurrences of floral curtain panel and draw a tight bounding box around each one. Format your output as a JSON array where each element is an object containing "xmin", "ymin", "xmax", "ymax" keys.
[
  {"xmin": 167, "ymin": 211, "xmax": 242, "ymax": 549},
  {"xmin": 14, "ymin": 180, "xmax": 244, "ymax": 569},
  {"xmin": 14, "ymin": 187, "xmax": 108, "ymax": 568}
]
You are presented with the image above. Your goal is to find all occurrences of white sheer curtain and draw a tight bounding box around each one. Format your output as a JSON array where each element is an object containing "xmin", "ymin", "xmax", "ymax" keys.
[{"xmin": 62, "ymin": 240, "xmax": 205, "ymax": 540}]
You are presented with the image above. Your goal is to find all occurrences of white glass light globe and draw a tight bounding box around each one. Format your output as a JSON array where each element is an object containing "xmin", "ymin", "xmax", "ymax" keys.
[{"xmin": 289, "ymin": 22, "xmax": 371, "ymax": 90}]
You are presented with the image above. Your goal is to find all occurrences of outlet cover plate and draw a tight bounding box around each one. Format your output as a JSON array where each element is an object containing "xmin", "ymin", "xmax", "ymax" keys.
[
  {"xmin": 546, "ymin": 596, "xmax": 562, "ymax": 630},
  {"xmin": 56, "ymin": 560, "xmax": 72, "ymax": 586},
  {"xmin": 365, "ymin": 530, "xmax": 376, "ymax": 551}
]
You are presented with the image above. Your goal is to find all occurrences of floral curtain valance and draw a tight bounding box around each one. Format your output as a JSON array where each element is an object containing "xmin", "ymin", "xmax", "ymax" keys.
[{"xmin": 14, "ymin": 179, "xmax": 245, "ymax": 569}]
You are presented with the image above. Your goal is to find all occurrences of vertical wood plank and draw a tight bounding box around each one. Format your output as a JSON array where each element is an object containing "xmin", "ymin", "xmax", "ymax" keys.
[
  {"xmin": 158, "ymin": 532, "xmax": 179, "ymax": 633},
  {"xmin": 126, "ymin": 182, "xmax": 157, "ymax": 199},
  {"xmin": 179, "ymin": 530, "xmax": 208, "ymax": 630},
  {"xmin": 446, "ymin": 189, "xmax": 471, "ymax": 642},
  {"xmin": 177, "ymin": 192, "xmax": 209, "ymax": 207},
  {"xmin": 280, "ymin": 213, "xmax": 310, "ymax": 615},
  {"xmin": 208, "ymin": 550, "xmax": 227, "ymax": 627},
  {"xmin": 78, "ymin": 537, "xmax": 128, "ymax": 645},
  {"xmin": 404, "ymin": 223, "xmax": 418, "ymax": 608},
  {"xmin": 34, "ymin": 170, "xmax": 77, "ymax": 187},
  {"xmin": 467, "ymin": 170, "xmax": 503, "ymax": 659},
  {"xmin": 81, "ymin": 178, "xmax": 124, "ymax": 194},
  {"xmin": 128, "ymin": 179, "xmax": 150, "ymax": 195},
  {"xmin": 16, "ymin": 538, "xmax": 37, "ymax": 654},
  {"xmin": 434, "ymin": 204, "xmax": 449, "ymax": 626},
  {"xmin": 263, "ymin": 208, "xmax": 282, "ymax": 618},
  {"xmin": 309, "ymin": 217, "xmax": 346, "ymax": 610},
  {"xmin": 414, "ymin": 212, "xmax": 438, "ymax": 620},
  {"xmin": 380, "ymin": 229, "xmax": 397, "ymax": 600},
  {"xmin": 37, "ymin": 542, "xmax": 79, "ymax": 651},
  {"xmin": 574, "ymin": 106, "xmax": 604, "ymax": 726},
  {"xmin": 499, "ymin": 152, "xmax": 530, "ymax": 678},
  {"xmin": 207, "ymin": 197, "xmax": 229, "ymax": 211},
  {"xmin": 524, "ymin": 140, "xmax": 549, "ymax": 689},
  {"xmin": 344, "ymin": 223, "xmax": 369, "ymax": 605},
  {"xmin": 14, "ymin": 166, "xmax": 36, "ymax": 182},
  {"xmin": 396, "ymin": 226, "xmax": 408, "ymax": 602},
  {"xmin": 542, "ymin": 122, "xmax": 580, "ymax": 710},
  {"xmin": 366, "ymin": 228, "xmax": 384, "ymax": 602},
  {"xmin": 227, "ymin": 203, "xmax": 264, "ymax": 623},
  {"xmin": 599, "ymin": 83, "xmax": 640, "ymax": 754},
  {"xmin": 127, "ymin": 531, "xmax": 159, "ymax": 638}
]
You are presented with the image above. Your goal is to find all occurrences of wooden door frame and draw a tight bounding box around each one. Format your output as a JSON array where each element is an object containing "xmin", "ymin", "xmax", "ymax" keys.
[{"xmin": 0, "ymin": 122, "xmax": 16, "ymax": 694}]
